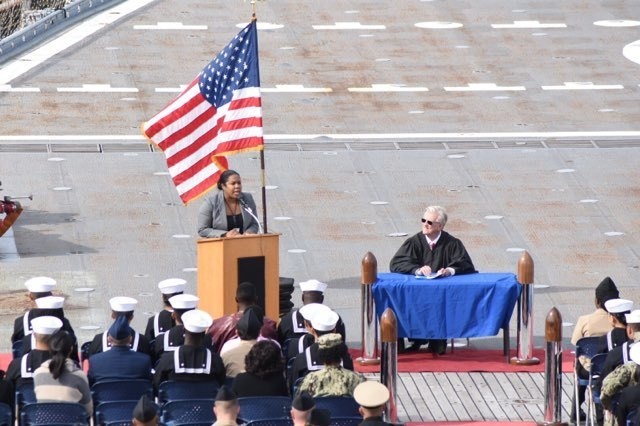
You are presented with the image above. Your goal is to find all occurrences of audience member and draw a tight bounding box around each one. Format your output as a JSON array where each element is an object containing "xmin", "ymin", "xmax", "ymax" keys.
[
  {"xmin": 601, "ymin": 343, "xmax": 640, "ymax": 425},
  {"xmin": 285, "ymin": 303, "xmax": 322, "ymax": 361},
  {"xmin": 297, "ymin": 333, "xmax": 365, "ymax": 397},
  {"xmin": 570, "ymin": 276, "xmax": 620, "ymax": 421},
  {"xmin": 291, "ymin": 392, "xmax": 315, "ymax": 426},
  {"xmin": 154, "ymin": 294, "xmax": 214, "ymax": 360},
  {"xmin": 600, "ymin": 299, "xmax": 633, "ymax": 353},
  {"xmin": 11, "ymin": 276, "xmax": 56, "ymax": 343},
  {"xmin": 353, "ymin": 381, "xmax": 393, "ymax": 426},
  {"xmin": 615, "ymin": 372, "xmax": 640, "ymax": 426},
  {"xmin": 87, "ymin": 315, "xmax": 153, "ymax": 385},
  {"xmin": 154, "ymin": 309, "xmax": 225, "ymax": 390},
  {"xmin": 597, "ymin": 310, "xmax": 640, "ymax": 392},
  {"xmin": 144, "ymin": 278, "xmax": 186, "ymax": 342},
  {"xmin": 289, "ymin": 307, "xmax": 353, "ymax": 389},
  {"xmin": 389, "ymin": 205, "xmax": 475, "ymax": 354},
  {"xmin": 277, "ymin": 279, "xmax": 346, "ymax": 345},
  {"xmin": 5, "ymin": 316, "xmax": 62, "ymax": 390},
  {"xmin": 18, "ymin": 295, "xmax": 77, "ymax": 360},
  {"xmin": 132, "ymin": 394, "xmax": 159, "ymax": 426},
  {"xmin": 232, "ymin": 340, "xmax": 288, "ymax": 397},
  {"xmin": 222, "ymin": 307, "xmax": 262, "ymax": 377},
  {"xmin": 208, "ymin": 282, "xmax": 277, "ymax": 351},
  {"xmin": 33, "ymin": 330, "xmax": 93, "ymax": 416},
  {"xmin": 307, "ymin": 408, "xmax": 331, "ymax": 426},
  {"xmin": 88, "ymin": 296, "xmax": 150, "ymax": 356},
  {"xmin": 212, "ymin": 385, "xmax": 240, "ymax": 426}
]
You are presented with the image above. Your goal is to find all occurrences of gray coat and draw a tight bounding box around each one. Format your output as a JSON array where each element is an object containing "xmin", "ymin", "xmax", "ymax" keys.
[{"xmin": 197, "ymin": 190, "xmax": 259, "ymax": 238}]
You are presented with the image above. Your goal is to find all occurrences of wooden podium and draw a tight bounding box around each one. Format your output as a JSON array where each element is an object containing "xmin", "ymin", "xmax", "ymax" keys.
[{"xmin": 196, "ymin": 233, "xmax": 280, "ymax": 320}]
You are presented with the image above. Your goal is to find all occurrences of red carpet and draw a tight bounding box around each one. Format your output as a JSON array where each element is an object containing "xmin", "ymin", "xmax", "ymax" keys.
[
  {"xmin": 0, "ymin": 353, "xmax": 10, "ymax": 371},
  {"xmin": 351, "ymin": 348, "xmax": 574, "ymax": 373}
]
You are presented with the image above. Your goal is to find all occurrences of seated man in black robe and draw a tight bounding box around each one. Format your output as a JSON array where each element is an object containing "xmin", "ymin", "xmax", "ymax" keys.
[{"xmin": 389, "ymin": 205, "xmax": 475, "ymax": 354}]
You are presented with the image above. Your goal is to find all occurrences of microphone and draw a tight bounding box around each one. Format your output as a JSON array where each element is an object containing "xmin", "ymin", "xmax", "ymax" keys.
[{"xmin": 239, "ymin": 196, "xmax": 263, "ymax": 234}]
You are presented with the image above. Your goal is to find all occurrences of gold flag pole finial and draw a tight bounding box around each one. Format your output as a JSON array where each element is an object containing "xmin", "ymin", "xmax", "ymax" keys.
[{"xmin": 244, "ymin": 0, "xmax": 264, "ymax": 18}]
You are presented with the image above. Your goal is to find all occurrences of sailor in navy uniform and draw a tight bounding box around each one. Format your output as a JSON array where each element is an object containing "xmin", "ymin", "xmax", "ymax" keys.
[
  {"xmin": 288, "ymin": 306, "xmax": 353, "ymax": 389},
  {"xmin": 598, "ymin": 299, "xmax": 633, "ymax": 353},
  {"xmin": 11, "ymin": 276, "xmax": 56, "ymax": 344},
  {"xmin": 18, "ymin": 296, "xmax": 78, "ymax": 361},
  {"xmin": 277, "ymin": 279, "xmax": 346, "ymax": 345},
  {"xmin": 5, "ymin": 316, "xmax": 63, "ymax": 394},
  {"xmin": 596, "ymin": 309, "xmax": 640, "ymax": 392},
  {"xmin": 153, "ymin": 294, "xmax": 214, "ymax": 361},
  {"xmin": 144, "ymin": 278, "xmax": 186, "ymax": 342},
  {"xmin": 153, "ymin": 309, "xmax": 225, "ymax": 392},
  {"xmin": 87, "ymin": 297, "xmax": 151, "ymax": 357},
  {"xmin": 285, "ymin": 303, "xmax": 323, "ymax": 361},
  {"xmin": 353, "ymin": 381, "xmax": 395, "ymax": 426}
]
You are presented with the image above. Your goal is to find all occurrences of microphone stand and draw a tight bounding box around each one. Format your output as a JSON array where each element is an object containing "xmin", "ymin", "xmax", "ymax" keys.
[{"xmin": 239, "ymin": 198, "xmax": 263, "ymax": 234}]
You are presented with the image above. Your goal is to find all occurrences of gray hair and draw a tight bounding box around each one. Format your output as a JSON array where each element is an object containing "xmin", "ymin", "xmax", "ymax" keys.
[{"xmin": 424, "ymin": 206, "xmax": 448, "ymax": 226}]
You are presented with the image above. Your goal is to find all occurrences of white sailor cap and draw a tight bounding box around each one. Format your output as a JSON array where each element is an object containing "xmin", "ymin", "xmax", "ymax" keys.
[
  {"xmin": 626, "ymin": 310, "xmax": 640, "ymax": 324},
  {"xmin": 299, "ymin": 279, "xmax": 327, "ymax": 293},
  {"xmin": 158, "ymin": 278, "xmax": 187, "ymax": 295},
  {"xmin": 30, "ymin": 316, "xmax": 63, "ymax": 335},
  {"xmin": 309, "ymin": 306, "xmax": 339, "ymax": 332},
  {"xmin": 25, "ymin": 276, "xmax": 56, "ymax": 293},
  {"xmin": 169, "ymin": 293, "xmax": 199, "ymax": 310},
  {"xmin": 605, "ymin": 298, "xmax": 633, "ymax": 314},
  {"xmin": 109, "ymin": 296, "xmax": 138, "ymax": 312},
  {"xmin": 298, "ymin": 303, "xmax": 324, "ymax": 321},
  {"xmin": 35, "ymin": 296, "xmax": 65, "ymax": 309},
  {"xmin": 181, "ymin": 309, "xmax": 213, "ymax": 333},
  {"xmin": 630, "ymin": 343, "xmax": 640, "ymax": 364}
]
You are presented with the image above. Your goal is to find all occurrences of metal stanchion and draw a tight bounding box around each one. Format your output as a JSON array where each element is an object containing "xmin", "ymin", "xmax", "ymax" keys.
[
  {"xmin": 380, "ymin": 307, "xmax": 398, "ymax": 424},
  {"xmin": 510, "ymin": 251, "xmax": 540, "ymax": 365},
  {"xmin": 357, "ymin": 251, "xmax": 380, "ymax": 365},
  {"xmin": 537, "ymin": 307, "xmax": 568, "ymax": 426}
]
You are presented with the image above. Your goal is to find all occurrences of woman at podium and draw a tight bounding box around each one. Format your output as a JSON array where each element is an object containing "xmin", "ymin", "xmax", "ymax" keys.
[{"xmin": 198, "ymin": 170, "xmax": 259, "ymax": 238}]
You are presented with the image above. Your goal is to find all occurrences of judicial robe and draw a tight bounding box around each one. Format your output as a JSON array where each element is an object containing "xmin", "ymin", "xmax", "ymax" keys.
[
  {"xmin": 389, "ymin": 231, "xmax": 475, "ymax": 275},
  {"xmin": 88, "ymin": 327, "xmax": 150, "ymax": 357},
  {"xmin": 277, "ymin": 309, "xmax": 346, "ymax": 345},
  {"xmin": 144, "ymin": 309, "xmax": 174, "ymax": 341},
  {"xmin": 288, "ymin": 342, "xmax": 354, "ymax": 389},
  {"xmin": 153, "ymin": 344, "xmax": 225, "ymax": 390}
]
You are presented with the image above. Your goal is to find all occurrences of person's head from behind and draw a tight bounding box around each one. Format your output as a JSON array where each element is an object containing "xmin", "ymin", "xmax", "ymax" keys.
[
  {"xmin": 107, "ymin": 314, "xmax": 133, "ymax": 347},
  {"xmin": 25, "ymin": 276, "xmax": 56, "ymax": 301},
  {"xmin": 595, "ymin": 276, "xmax": 619, "ymax": 309},
  {"xmin": 168, "ymin": 294, "xmax": 199, "ymax": 325},
  {"xmin": 291, "ymin": 391, "xmax": 315, "ymax": 426},
  {"xmin": 109, "ymin": 296, "xmax": 137, "ymax": 322},
  {"xmin": 217, "ymin": 169, "xmax": 242, "ymax": 199},
  {"xmin": 47, "ymin": 330, "xmax": 74, "ymax": 380},
  {"xmin": 245, "ymin": 340, "xmax": 284, "ymax": 378},
  {"xmin": 181, "ymin": 309, "xmax": 213, "ymax": 346},
  {"xmin": 306, "ymin": 305, "xmax": 339, "ymax": 339},
  {"xmin": 353, "ymin": 381, "xmax": 390, "ymax": 419},
  {"xmin": 237, "ymin": 306, "xmax": 262, "ymax": 341},
  {"xmin": 625, "ymin": 310, "xmax": 640, "ymax": 340},
  {"xmin": 235, "ymin": 282, "xmax": 258, "ymax": 309},
  {"xmin": 31, "ymin": 316, "xmax": 63, "ymax": 350},
  {"xmin": 299, "ymin": 279, "xmax": 327, "ymax": 305},
  {"xmin": 214, "ymin": 386, "xmax": 240, "ymax": 422},
  {"xmin": 132, "ymin": 394, "xmax": 159, "ymax": 426},
  {"xmin": 316, "ymin": 333, "xmax": 347, "ymax": 367},
  {"xmin": 305, "ymin": 408, "xmax": 331, "ymax": 426},
  {"xmin": 421, "ymin": 205, "xmax": 447, "ymax": 239},
  {"xmin": 158, "ymin": 278, "xmax": 186, "ymax": 308},
  {"xmin": 604, "ymin": 298, "xmax": 633, "ymax": 328}
]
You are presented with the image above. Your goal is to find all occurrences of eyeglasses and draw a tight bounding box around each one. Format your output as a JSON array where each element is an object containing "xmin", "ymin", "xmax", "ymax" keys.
[{"xmin": 421, "ymin": 219, "xmax": 436, "ymax": 225}]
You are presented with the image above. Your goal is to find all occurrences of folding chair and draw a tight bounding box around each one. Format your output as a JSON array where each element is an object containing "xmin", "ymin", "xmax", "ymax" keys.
[
  {"xmin": 0, "ymin": 403, "xmax": 12, "ymax": 426},
  {"xmin": 587, "ymin": 352, "xmax": 609, "ymax": 426},
  {"xmin": 574, "ymin": 336, "xmax": 602, "ymax": 425},
  {"xmin": 157, "ymin": 380, "xmax": 220, "ymax": 405},
  {"xmin": 314, "ymin": 396, "xmax": 360, "ymax": 417},
  {"xmin": 237, "ymin": 396, "xmax": 292, "ymax": 423},
  {"xmin": 91, "ymin": 379, "xmax": 153, "ymax": 406},
  {"xmin": 95, "ymin": 400, "xmax": 139, "ymax": 425},
  {"xmin": 159, "ymin": 399, "xmax": 214, "ymax": 426},
  {"xmin": 19, "ymin": 402, "xmax": 89, "ymax": 425},
  {"xmin": 330, "ymin": 417, "xmax": 364, "ymax": 426},
  {"xmin": 242, "ymin": 419, "xmax": 292, "ymax": 426},
  {"xmin": 15, "ymin": 381, "xmax": 36, "ymax": 422}
]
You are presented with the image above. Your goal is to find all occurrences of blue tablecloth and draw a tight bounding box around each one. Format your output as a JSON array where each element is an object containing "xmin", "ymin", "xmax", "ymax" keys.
[{"xmin": 373, "ymin": 272, "xmax": 521, "ymax": 339}]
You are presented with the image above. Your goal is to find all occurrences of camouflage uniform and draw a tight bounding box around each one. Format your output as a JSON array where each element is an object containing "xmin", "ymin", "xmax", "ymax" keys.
[
  {"xmin": 297, "ymin": 365, "xmax": 366, "ymax": 398},
  {"xmin": 600, "ymin": 362, "xmax": 639, "ymax": 426}
]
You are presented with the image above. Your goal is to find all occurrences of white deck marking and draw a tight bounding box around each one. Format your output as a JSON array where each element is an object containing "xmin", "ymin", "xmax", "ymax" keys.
[
  {"xmin": 261, "ymin": 85, "xmax": 333, "ymax": 93},
  {"xmin": 4, "ymin": 131, "xmax": 640, "ymax": 142},
  {"xmin": 444, "ymin": 83, "xmax": 526, "ymax": 92},
  {"xmin": 155, "ymin": 85, "xmax": 189, "ymax": 93},
  {"xmin": 594, "ymin": 20, "xmax": 640, "ymax": 27},
  {"xmin": 623, "ymin": 40, "xmax": 640, "ymax": 65},
  {"xmin": 235, "ymin": 22, "xmax": 284, "ymax": 30},
  {"xmin": 312, "ymin": 22, "xmax": 386, "ymax": 30},
  {"xmin": 348, "ymin": 84, "xmax": 428, "ymax": 92},
  {"xmin": 0, "ymin": 85, "xmax": 40, "ymax": 92},
  {"xmin": 491, "ymin": 20, "xmax": 567, "ymax": 29},
  {"xmin": 415, "ymin": 22, "xmax": 463, "ymax": 29},
  {"xmin": 57, "ymin": 84, "xmax": 139, "ymax": 93},
  {"xmin": 133, "ymin": 22, "xmax": 207, "ymax": 30},
  {"xmin": 541, "ymin": 81, "xmax": 624, "ymax": 90},
  {"xmin": 0, "ymin": 0, "xmax": 157, "ymax": 85}
]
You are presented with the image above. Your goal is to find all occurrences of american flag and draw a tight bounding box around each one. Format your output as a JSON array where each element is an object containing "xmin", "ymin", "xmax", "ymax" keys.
[{"xmin": 143, "ymin": 21, "xmax": 264, "ymax": 204}]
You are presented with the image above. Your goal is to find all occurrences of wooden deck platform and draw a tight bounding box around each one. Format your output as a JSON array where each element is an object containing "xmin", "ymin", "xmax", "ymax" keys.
[{"xmin": 363, "ymin": 372, "xmax": 576, "ymax": 423}]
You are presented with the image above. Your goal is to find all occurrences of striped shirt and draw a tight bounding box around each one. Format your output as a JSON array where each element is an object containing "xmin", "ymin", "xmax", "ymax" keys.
[{"xmin": 33, "ymin": 358, "xmax": 93, "ymax": 415}]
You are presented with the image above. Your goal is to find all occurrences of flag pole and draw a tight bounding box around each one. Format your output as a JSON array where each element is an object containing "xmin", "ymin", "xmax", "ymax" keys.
[{"xmin": 245, "ymin": 0, "xmax": 268, "ymax": 233}]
